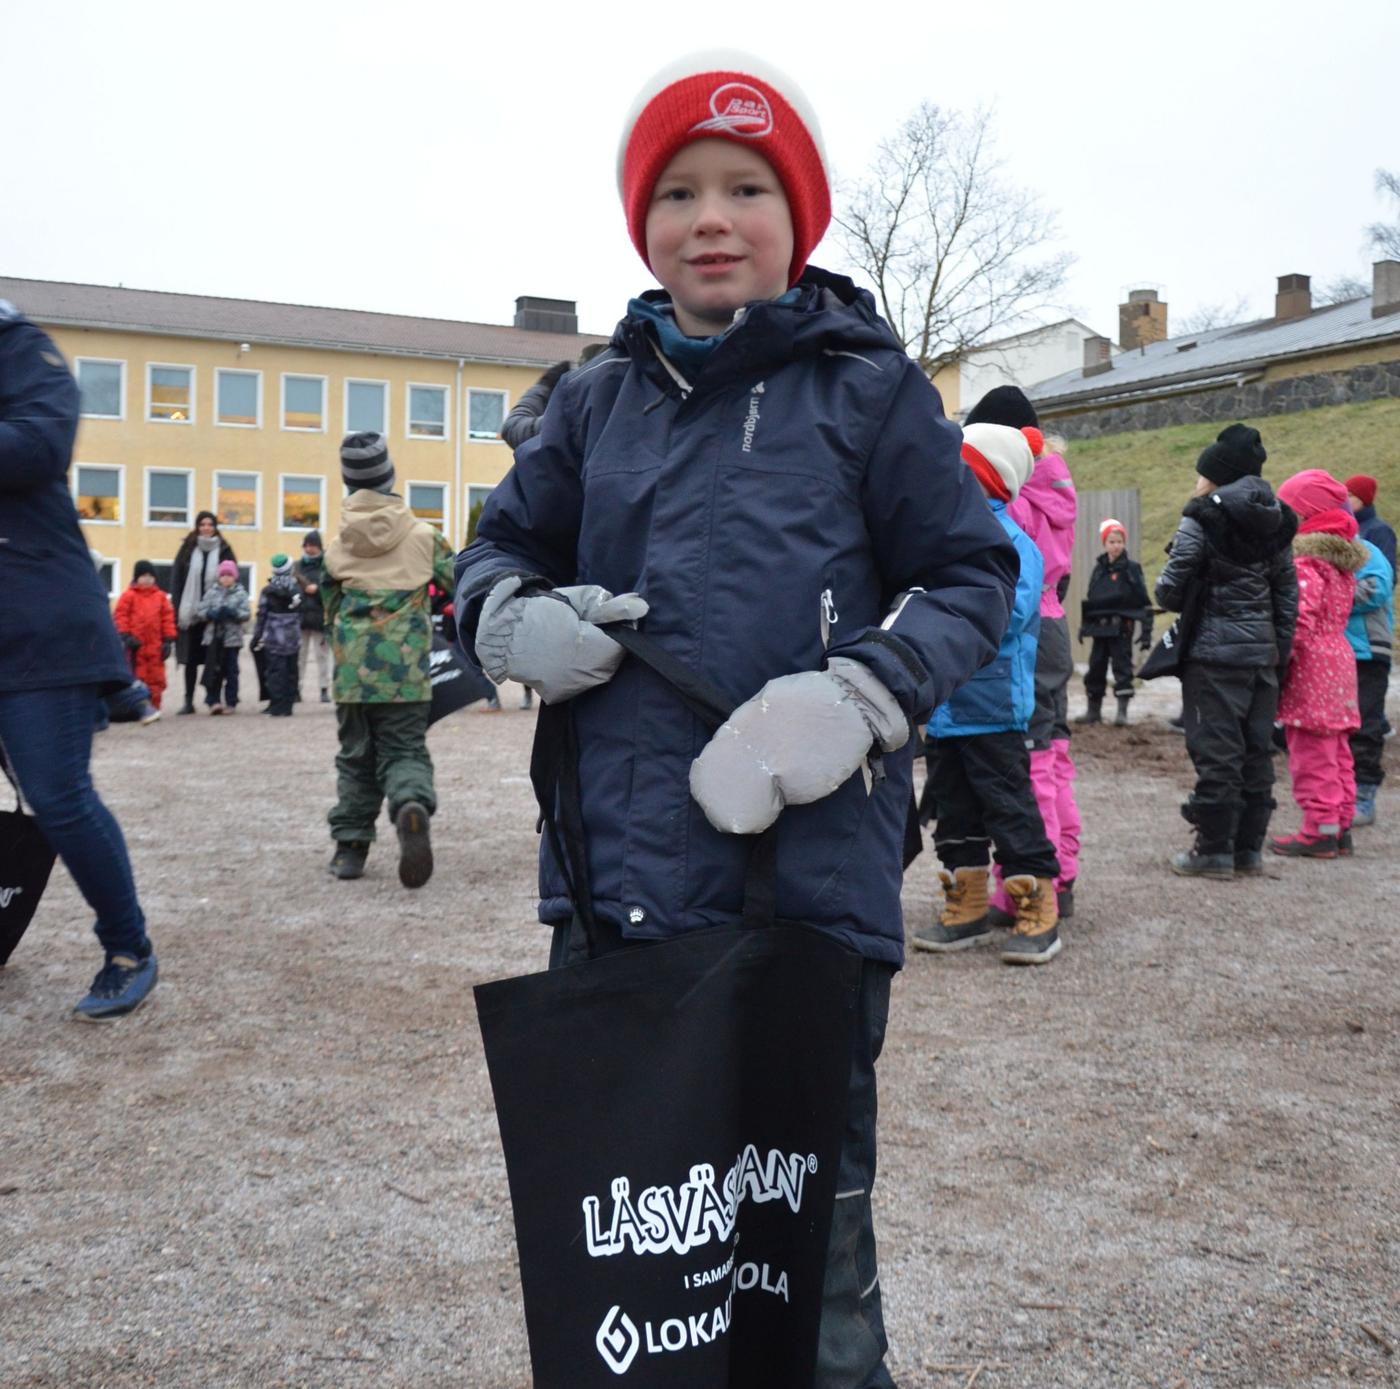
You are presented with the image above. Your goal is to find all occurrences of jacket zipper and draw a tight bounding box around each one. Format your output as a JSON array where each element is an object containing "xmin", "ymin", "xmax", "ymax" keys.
[{"xmin": 820, "ymin": 588, "xmax": 838, "ymax": 650}]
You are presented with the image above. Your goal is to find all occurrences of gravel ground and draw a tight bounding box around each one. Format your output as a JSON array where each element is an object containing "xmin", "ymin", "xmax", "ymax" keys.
[{"xmin": 2, "ymin": 661, "xmax": 1398, "ymax": 1388}]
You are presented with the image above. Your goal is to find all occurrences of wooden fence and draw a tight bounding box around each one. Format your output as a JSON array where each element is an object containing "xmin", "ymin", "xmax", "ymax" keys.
[{"xmin": 1063, "ymin": 487, "xmax": 1142, "ymax": 663}]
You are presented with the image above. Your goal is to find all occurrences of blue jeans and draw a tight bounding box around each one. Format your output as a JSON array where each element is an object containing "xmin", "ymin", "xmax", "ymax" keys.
[{"xmin": 0, "ymin": 684, "xmax": 149, "ymax": 958}]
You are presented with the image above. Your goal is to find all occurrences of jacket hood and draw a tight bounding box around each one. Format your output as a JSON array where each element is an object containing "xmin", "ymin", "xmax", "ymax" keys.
[
  {"xmin": 1293, "ymin": 532, "xmax": 1368, "ymax": 573},
  {"xmin": 1209, "ymin": 475, "xmax": 1284, "ymax": 535},
  {"xmin": 1184, "ymin": 475, "xmax": 1298, "ymax": 561},
  {"xmin": 338, "ymin": 490, "xmax": 415, "ymax": 558},
  {"xmin": 615, "ymin": 265, "xmax": 903, "ymax": 390}
]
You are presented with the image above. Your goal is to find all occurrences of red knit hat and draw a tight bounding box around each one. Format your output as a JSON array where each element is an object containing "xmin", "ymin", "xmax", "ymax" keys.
[
  {"xmin": 1344, "ymin": 474, "xmax": 1377, "ymax": 508},
  {"xmin": 617, "ymin": 52, "xmax": 831, "ymax": 286},
  {"xmin": 1099, "ymin": 518, "xmax": 1127, "ymax": 546}
]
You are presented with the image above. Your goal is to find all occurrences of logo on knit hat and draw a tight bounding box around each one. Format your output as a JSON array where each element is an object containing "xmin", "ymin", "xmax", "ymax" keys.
[{"xmin": 691, "ymin": 82, "xmax": 773, "ymax": 139}]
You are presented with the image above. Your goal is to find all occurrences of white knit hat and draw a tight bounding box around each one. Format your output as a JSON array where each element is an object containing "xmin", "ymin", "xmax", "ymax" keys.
[{"xmin": 960, "ymin": 423, "xmax": 1035, "ymax": 502}]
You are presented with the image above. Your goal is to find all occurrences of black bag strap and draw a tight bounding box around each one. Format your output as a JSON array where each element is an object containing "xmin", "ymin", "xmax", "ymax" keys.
[{"xmin": 527, "ymin": 625, "xmax": 779, "ymax": 956}]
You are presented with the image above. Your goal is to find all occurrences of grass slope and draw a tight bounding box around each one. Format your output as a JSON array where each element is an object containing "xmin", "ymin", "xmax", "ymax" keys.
[{"xmin": 1061, "ymin": 397, "xmax": 1400, "ymax": 587}]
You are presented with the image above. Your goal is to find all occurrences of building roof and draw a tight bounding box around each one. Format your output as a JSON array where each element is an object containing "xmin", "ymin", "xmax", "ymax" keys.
[
  {"xmin": 0, "ymin": 276, "xmax": 609, "ymax": 368},
  {"xmin": 1027, "ymin": 293, "xmax": 1400, "ymax": 409},
  {"xmin": 967, "ymin": 317, "xmax": 1105, "ymax": 357}
]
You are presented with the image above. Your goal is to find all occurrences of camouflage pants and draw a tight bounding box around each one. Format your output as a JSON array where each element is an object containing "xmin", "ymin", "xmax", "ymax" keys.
[{"xmin": 328, "ymin": 702, "xmax": 435, "ymax": 843}]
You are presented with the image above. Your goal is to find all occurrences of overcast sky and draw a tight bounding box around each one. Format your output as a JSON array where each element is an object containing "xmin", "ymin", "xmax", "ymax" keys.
[{"xmin": 4, "ymin": 0, "xmax": 1395, "ymax": 342}]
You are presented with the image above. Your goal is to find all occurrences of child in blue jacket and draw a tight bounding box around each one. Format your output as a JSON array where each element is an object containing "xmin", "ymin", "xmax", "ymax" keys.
[
  {"xmin": 913, "ymin": 422, "xmax": 1062, "ymax": 965},
  {"xmin": 1346, "ymin": 537, "xmax": 1393, "ymax": 826},
  {"xmin": 454, "ymin": 52, "xmax": 1017, "ymax": 1387}
]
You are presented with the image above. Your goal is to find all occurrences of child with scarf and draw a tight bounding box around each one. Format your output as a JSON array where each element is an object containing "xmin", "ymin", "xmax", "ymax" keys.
[
  {"xmin": 253, "ymin": 553, "xmax": 303, "ymax": 717},
  {"xmin": 1271, "ymin": 470, "xmax": 1370, "ymax": 858}
]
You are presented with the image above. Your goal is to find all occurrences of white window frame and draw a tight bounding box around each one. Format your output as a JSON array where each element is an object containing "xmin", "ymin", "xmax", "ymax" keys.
[
  {"xmin": 406, "ymin": 479, "xmax": 450, "ymax": 533},
  {"xmin": 143, "ymin": 466, "xmax": 195, "ymax": 528},
  {"xmin": 280, "ymin": 373, "xmax": 328, "ymax": 434},
  {"xmin": 278, "ymin": 473, "xmax": 327, "ymax": 533},
  {"xmin": 213, "ymin": 469, "xmax": 263, "ymax": 531},
  {"xmin": 214, "ymin": 368, "xmax": 263, "ymax": 429},
  {"xmin": 344, "ymin": 377, "xmax": 390, "ymax": 436},
  {"xmin": 75, "ymin": 357, "xmax": 126, "ymax": 420},
  {"xmin": 72, "ymin": 462, "xmax": 125, "ymax": 526},
  {"xmin": 146, "ymin": 362, "xmax": 196, "ymax": 425},
  {"xmin": 466, "ymin": 387, "xmax": 509, "ymax": 443},
  {"xmin": 96, "ymin": 557, "xmax": 121, "ymax": 599},
  {"xmin": 406, "ymin": 382, "xmax": 450, "ymax": 441}
]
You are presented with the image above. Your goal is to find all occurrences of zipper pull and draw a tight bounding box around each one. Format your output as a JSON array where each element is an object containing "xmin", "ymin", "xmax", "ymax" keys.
[{"xmin": 820, "ymin": 589, "xmax": 838, "ymax": 649}]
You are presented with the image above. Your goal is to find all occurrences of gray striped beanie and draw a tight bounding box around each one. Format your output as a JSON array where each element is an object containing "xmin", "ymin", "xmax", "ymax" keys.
[{"xmin": 340, "ymin": 431, "xmax": 395, "ymax": 493}]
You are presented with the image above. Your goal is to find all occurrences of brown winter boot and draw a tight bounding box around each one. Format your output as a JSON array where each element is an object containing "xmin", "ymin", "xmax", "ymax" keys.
[
  {"xmin": 999, "ymin": 875, "xmax": 1062, "ymax": 965},
  {"xmin": 912, "ymin": 868, "xmax": 991, "ymax": 953}
]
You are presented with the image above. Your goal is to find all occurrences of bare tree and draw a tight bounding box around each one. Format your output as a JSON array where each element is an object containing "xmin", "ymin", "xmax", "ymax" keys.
[
  {"xmin": 1367, "ymin": 167, "xmax": 1400, "ymax": 260},
  {"xmin": 1175, "ymin": 296, "xmax": 1255, "ymax": 336},
  {"xmin": 835, "ymin": 104, "xmax": 1073, "ymax": 374},
  {"xmin": 1316, "ymin": 275, "xmax": 1370, "ymax": 305}
]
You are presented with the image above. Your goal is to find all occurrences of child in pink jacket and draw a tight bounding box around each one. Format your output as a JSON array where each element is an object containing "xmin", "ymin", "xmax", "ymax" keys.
[
  {"xmin": 964, "ymin": 387, "xmax": 1082, "ymax": 921},
  {"xmin": 1272, "ymin": 470, "xmax": 1368, "ymax": 858}
]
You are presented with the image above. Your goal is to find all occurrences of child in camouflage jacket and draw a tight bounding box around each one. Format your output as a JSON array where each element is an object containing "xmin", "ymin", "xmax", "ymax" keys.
[{"xmin": 322, "ymin": 433, "xmax": 455, "ymax": 887}]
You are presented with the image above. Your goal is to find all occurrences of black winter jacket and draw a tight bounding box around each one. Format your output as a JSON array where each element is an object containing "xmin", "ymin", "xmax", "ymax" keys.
[
  {"xmin": 296, "ymin": 553, "xmax": 326, "ymax": 631},
  {"xmin": 1081, "ymin": 552, "xmax": 1151, "ymax": 642},
  {"xmin": 1155, "ymin": 476, "xmax": 1299, "ymax": 669},
  {"xmin": 499, "ymin": 360, "xmax": 572, "ymax": 451}
]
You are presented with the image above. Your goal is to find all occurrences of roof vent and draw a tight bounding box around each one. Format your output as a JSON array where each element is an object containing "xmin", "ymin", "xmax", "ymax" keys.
[
  {"xmin": 1373, "ymin": 260, "xmax": 1400, "ymax": 318},
  {"xmin": 1275, "ymin": 273, "xmax": 1311, "ymax": 323},
  {"xmin": 514, "ymin": 296, "xmax": 578, "ymax": 334},
  {"xmin": 1083, "ymin": 334, "xmax": 1113, "ymax": 377}
]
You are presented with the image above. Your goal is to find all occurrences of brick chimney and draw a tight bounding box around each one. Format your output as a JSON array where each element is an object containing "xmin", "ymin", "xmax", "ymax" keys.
[
  {"xmin": 1119, "ymin": 288, "xmax": 1168, "ymax": 351},
  {"xmin": 1083, "ymin": 335, "xmax": 1113, "ymax": 377},
  {"xmin": 514, "ymin": 296, "xmax": 578, "ymax": 334},
  {"xmin": 1373, "ymin": 260, "xmax": 1400, "ymax": 318},
  {"xmin": 1275, "ymin": 273, "xmax": 1312, "ymax": 322}
]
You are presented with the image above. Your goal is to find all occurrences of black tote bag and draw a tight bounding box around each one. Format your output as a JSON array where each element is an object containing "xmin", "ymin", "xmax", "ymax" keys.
[
  {"xmin": 1138, "ymin": 581, "xmax": 1204, "ymax": 681},
  {"xmin": 0, "ymin": 757, "xmax": 57, "ymax": 967},
  {"xmin": 475, "ymin": 629, "xmax": 863, "ymax": 1388},
  {"xmin": 428, "ymin": 632, "xmax": 495, "ymax": 725}
]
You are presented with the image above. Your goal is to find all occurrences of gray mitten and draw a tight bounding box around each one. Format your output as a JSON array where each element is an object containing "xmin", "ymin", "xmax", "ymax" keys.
[
  {"xmin": 474, "ymin": 575, "xmax": 649, "ymax": 704},
  {"xmin": 690, "ymin": 657, "xmax": 909, "ymax": 834}
]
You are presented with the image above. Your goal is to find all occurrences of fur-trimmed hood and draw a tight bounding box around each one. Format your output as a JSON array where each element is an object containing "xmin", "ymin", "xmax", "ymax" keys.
[
  {"xmin": 1293, "ymin": 532, "xmax": 1368, "ymax": 573},
  {"xmin": 1183, "ymin": 476, "xmax": 1298, "ymax": 563}
]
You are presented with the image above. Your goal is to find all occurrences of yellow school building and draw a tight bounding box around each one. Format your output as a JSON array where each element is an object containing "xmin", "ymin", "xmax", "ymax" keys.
[{"xmin": 0, "ymin": 277, "xmax": 605, "ymax": 597}]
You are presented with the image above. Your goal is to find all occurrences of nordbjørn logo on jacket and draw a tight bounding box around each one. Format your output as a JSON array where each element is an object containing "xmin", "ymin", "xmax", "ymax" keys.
[{"xmin": 690, "ymin": 83, "xmax": 774, "ymax": 139}]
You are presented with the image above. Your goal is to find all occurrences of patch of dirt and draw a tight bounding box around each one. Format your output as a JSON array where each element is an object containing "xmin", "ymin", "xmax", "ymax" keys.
[{"xmin": 1, "ymin": 666, "xmax": 1397, "ymax": 1387}]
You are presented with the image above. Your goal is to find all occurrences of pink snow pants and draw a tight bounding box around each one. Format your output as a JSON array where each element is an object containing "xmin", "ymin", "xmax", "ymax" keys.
[
  {"xmin": 992, "ymin": 738, "xmax": 1079, "ymax": 910},
  {"xmin": 1284, "ymin": 728, "xmax": 1356, "ymax": 836}
]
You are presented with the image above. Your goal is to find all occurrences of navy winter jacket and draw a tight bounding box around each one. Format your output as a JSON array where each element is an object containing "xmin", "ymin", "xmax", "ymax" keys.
[
  {"xmin": 455, "ymin": 269, "xmax": 1018, "ymax": 966},
  {"xmin": 1355, "ymin": 504, "xmax": 1397, "ymax": 578},
  {"xmin": 0, "ymin": 307, "xmax": 129, "ymax": 694}
]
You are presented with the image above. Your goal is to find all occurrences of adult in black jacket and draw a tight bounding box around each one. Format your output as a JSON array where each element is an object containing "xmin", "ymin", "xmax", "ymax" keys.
[
  {"xmin": 170, "ymin": 511, "xmax": 236, "ymax": 713},
  {"xmin": 1078, "ymin": 519, "xmax": 1152, "ymax": 726},
  {"xmin": 1155, "ymin": 425, "xmax": 1298, "ymax": 878},
  {"xmin": 0, "ymin": 302, "xmax": 159, "ymax": 1018}
]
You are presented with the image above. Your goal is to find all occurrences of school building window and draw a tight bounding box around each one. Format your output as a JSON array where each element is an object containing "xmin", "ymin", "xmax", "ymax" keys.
[
  {"xmin": 147, "ymin": 365, "xmax": 194, "ymax": 423},
  {"xmin": 76, "ymin": 359, "xmax": 124, "ymax": 419},
  {"xmin": 407, "ymin": 384, "xmax": 448, "ymax": 439},
  {"xmin": 467, "ymin": 388, "xmax": 507, "ymax": 441},
  {"xmin": 346, "ymin": 379, "xmax": 388, "ymax": 434},
  {"xmin": 215, "ymin": 471, "xmax": 260, "ymax": 529},
  {"xmin": 74, "ymin": 464, "xmax": 123, "ymax": 523},
  {"xmin": 282, "ymin": 375, "xmax": 326, "ymax": 431},
  {"xmin": 145, "ymin": 468, "xmax": 193, "ymax": 526},
  {"xmin": 215, "ymin": 369, "xmax": 261, "ymax": 427},
  {"xmin": 280, "ymin": 474, "xmax": 325, "ymax": 530},
  {"xmin": 407, "ymin": 481, "xmax": 447, "ymax": 530},
  {"xmin": 95, "ymin": 558, "xmax": 120, "ymax": 597},
  {"xmin": 465, "ymin": 483, "xmax": 493, "ymax": 541}
]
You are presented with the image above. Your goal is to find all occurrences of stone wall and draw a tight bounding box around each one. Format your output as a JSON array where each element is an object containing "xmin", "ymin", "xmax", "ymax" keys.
[{"xmin": 1043, "ymin": 356, "xmax": 1400, "ymax": 440}]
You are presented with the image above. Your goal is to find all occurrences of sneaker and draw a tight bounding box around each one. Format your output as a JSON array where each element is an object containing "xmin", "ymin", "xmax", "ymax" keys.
[
  {"xmin": 1171, "ymin": 848, "xmax": 1235, "ymax": 879},
  {"xmin": 137, "ymin": 702, "xmax": 161, "ymax": 725},
  {"xmin": 209, "ymin": 703, "xmax": 224, "ymax": 716},
  {"xmin": 1352, "ymin": 785, "xmax": 1378, "ymax": 828},
  {"xmin": 329, "ymin": 842, "xmax": 369, "ymax": 879},
  {"xmin": 1269, "ymin": 832, "xmax": 1339, "ymax": 859},
  {"xmin": 396, "ymin": 801, "xmax": 434, "ymax": 889},
  {"xmin": 74, "ymin": 951, "xmax": 158, "ymax": 1021}
]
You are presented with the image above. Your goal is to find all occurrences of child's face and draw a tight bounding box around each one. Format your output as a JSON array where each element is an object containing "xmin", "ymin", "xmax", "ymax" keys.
[
  {"xmin": 1104, "ymin": 531, "xmax": 1126, "ymax": 560},
  {"xmin": 136, "ymin": 574, "xmax": 156, "ymax": 589},
  {"xmin": 645, "ymin": 139, "xmax": 794, "ymax": 337},
  {"xmin": 218, "ymin": 573, "xmax": 235, "ymax": 588}
]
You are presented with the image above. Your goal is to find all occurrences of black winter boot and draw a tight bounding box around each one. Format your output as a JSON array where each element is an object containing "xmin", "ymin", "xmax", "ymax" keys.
[
  {"xmin": 329, "ymin": 842, "xmax": 369, "ymax": 879},
  {"xmin": 1234, "ymin": 799, "xmax": 1274, "ymax": 876},
  {"xmin": 1076, "ymin": 696, "xmax": 1103, "ymax": 726},
  {"xmin": 1171, "ymin": 802, "xmax": 1236, "ymax": 880},
  {"xmin": 1114, "ymin": 695, "xmax": 1131, "ymax": 727}
]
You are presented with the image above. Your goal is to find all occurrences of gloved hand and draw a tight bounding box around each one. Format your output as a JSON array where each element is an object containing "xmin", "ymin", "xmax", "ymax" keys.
[
  {"xmin": 1138, "ymin": 626, "xmax": 1153, "ymax": 651},
  {"xmin": 475, "ymin": 575, "xmax": 649, "ymax": 704},
  {"xmin": 161, "ymin": 639, "xmax": 174, "ymax": 660},
  {"xmin": 120, "ymin": 632, "xmax": 141, "ymax": 651},
  {"xmin": 690, "ymin": 657, "xmax": 909, "ymax": 835}
]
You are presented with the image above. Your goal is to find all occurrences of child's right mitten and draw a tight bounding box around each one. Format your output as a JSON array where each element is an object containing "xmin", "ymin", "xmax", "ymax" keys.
[{"xmin": 474, "ymin": 575, "xmax": 648, "ymax": 704}]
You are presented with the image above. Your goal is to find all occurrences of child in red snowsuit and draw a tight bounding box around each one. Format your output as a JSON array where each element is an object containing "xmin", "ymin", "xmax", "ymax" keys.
[{"xmin": 113, "ymin": 560, "xmax": 177, "ymax": 709}]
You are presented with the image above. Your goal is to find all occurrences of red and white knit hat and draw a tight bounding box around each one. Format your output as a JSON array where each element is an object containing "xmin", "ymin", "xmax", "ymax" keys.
[
  {"xmin": 961, "ymin": 424, "xmax": 1035, "ymax": 503},
  {"xmin": 616, "ymin": 51, "xmax": 831, "ymax": 286},
  {"xmin": 1099, "ymin": 518, "xmax": 1127, "ymax": 545}
]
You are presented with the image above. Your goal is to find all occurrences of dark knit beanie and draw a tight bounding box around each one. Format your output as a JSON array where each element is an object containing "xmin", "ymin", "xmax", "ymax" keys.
[
  {"xmin": 133, "ymin": 559, "xmax": 156, "ymax": 581},
  {"xmin": 340, "ymin": 432, "xmax": 395, "ymax": 493},
  {"xmin": 1196, "ymin": 423, "xmax": 1267, "ymax": 486},
  {"xmin": 303, "ymin": 529, "xmax": 322, "ymax": 550},
  {"xmin": 964, "ymin": 385, "xmax": 1040, "ymax": 430}
]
